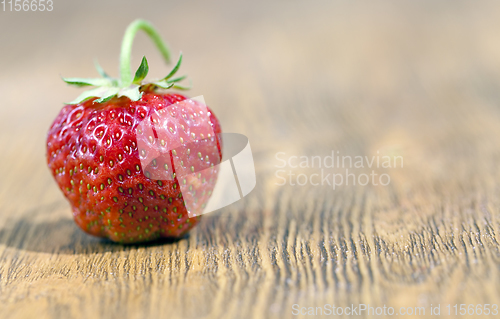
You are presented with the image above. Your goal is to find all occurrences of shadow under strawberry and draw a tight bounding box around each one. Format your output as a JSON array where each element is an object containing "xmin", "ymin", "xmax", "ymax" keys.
[{"xmin": 0, "ymin": 201, "xmax": 189, "ymax": 255}]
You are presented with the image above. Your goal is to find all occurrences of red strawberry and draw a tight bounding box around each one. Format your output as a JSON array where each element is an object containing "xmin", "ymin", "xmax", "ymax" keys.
[{"xmin": 46, "ymin": 20, "xmax": 222, "ymax": 243}]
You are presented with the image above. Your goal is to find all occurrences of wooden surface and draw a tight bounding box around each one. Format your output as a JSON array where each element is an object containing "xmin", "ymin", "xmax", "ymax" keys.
[{"xmin": 2, "ymin": 1, "xmax": 500, "ymax": 318}]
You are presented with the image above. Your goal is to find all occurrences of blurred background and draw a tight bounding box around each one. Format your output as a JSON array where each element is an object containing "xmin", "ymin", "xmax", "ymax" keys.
[{"xmin": 2, "ymin": 0, "xmax": 500, "ymax": 318}]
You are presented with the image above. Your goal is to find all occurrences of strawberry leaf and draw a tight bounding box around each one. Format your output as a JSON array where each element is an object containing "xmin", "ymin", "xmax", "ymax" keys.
[
  {"xmin": 172, "ymin": 80, "xmax": 192, "ymax": 90},
  {"xmin": 94, "ymin": 60, "xmax": 111, "ymax": 79},
  {"xmin": 63, "ymin": 77, "xmax": 114, "ymax": 87},
  {"xmin": 152, "ymin": 81, "xmax": 175, "ymax": 89},
  {"xmin": 94, "ymin": 87, "xmax": 120, "ymax": 103},
  {"xmin": 133, "ymin": 56, "xmax": 149, "ymax": 84},
  {"xmin": 66, "ymin": 87, "xmax": 110, "ymax": 104},
  {"xmin": 63, "ymin": 21, "xmax": 192, "ymax": 104},
  {"xmin": 162, "ymin": 53, "xmax": 182, "ymax": 81},
  {"xmin": 119, "ymin": 85, "xmax": 142, "ymax": 101},
  {"xmin": 167, "ymin": 75, "xmax": 187, "ymax": 83}
]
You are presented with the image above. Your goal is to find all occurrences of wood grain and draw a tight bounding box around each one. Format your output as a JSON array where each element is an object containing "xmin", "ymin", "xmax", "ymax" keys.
[{"xmin": 2, "ymin": 1, "xmax": 500, "ymax": 318}]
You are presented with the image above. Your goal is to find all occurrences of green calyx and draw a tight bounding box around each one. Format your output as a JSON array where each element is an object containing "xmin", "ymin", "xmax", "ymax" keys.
[{"xmin": 63, "ymin": 19, "xmax": 190, "ymax": 105}]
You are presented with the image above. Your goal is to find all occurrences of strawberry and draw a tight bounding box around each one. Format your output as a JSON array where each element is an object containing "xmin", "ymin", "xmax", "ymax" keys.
[{"xmin": 46, "ymin": 20, "xmax": 222, "ymax": 243}]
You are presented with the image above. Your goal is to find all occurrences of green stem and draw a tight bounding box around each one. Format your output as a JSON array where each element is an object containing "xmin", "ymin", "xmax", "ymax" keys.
[{"xmin": 120, "ymin": 19, "xmax": 172, "ymax": 86}]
